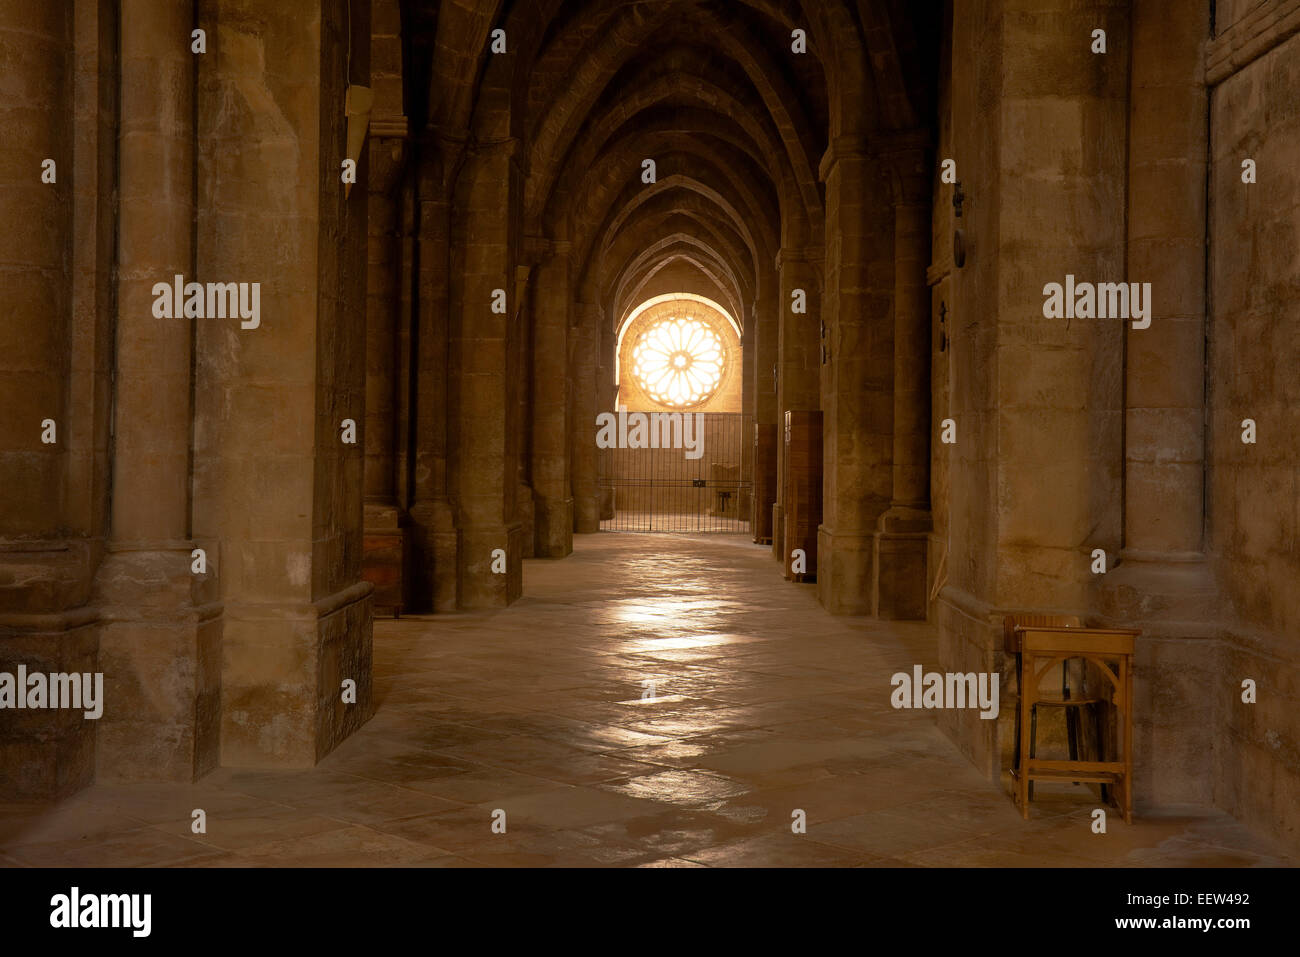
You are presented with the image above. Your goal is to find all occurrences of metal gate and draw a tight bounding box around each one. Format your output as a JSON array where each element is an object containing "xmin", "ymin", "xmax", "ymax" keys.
[{"xmin": 600, "ymin": 412, "xmax": 753, "ymax": 532}]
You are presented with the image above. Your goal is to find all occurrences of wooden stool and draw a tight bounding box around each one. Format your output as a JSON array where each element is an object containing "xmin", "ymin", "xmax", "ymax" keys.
[
  {"xmin": 1012, "ymin": 623, "xmax": 1139, "ymax": 822},
  {"xmin": 1005, "ymin": 615, "xmax": 1096, "ymax": 803}
]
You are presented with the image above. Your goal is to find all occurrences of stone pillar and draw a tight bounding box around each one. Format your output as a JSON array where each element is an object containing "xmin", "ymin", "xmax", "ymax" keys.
[
  {"xmin": 873, "ymin": 140, "xmax": 933, "ymax": 620},
  {"xmin": 407, "ymin": 140, "xmax": 461, "ymax": 612},
  {"xmin": 451, "ymin": 137, "xmax": 524, "ymax": 608},
  {"xmin": 1098, "ymin": 0, "xmax": 1215, "ymax": 806},
  {"xmin": 1113, "ymin": 0, "xmax": 1212, "ymax": 586},
  {"xmin": 194, "ymin": 0, "xmax": 373, "ymax": 768},
  {"xmin": 0, "ymin": 0, "xmax": 100, "ymax": 799},
  {"xmin": 597, "ymin": 315, "xmax": 618, "ymax": 522},
  {"xmin": 530, "ymin": 241, "xmax": 574, "ymax": 556},
  {"xmin": 750, "ymin": 281, "xmax": 778, "ymax": 543},
  {"xmin": 506, "ymin": 261, "xmax": 527, "ymax": 561},
  {"xmin": 773, "ymin": 248, "xmax": 821, "ymax": 563},
  {"xmin": 570, "ymin": 299, "xmax": 601, "ymax": 532},
  {"xmin": 753, "ymin": 280, "xmax": 779, "ymax": 427},
  {"xmin": 741, "ymin": 313, "xmax": 755, "ymax": 420},
  {"xmin": 93, "ymin": 0, "xmax": 221, "ymax": 783},
  {"xmin": 818, "ymin": 136, "xmax": 894, "ymax": 615},
  {"xmin": 362, "ymin": 132, "xmax": 408, "ymax": 614},
  {"xmin": 936, "ymin": 0, "xmax": 1128, "ymax": 781}
]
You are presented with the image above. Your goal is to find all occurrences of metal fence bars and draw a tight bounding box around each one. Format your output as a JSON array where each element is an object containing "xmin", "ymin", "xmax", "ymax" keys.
[{"xmin": 599, "ymin": 412, "xmax": 753, "ymax": 532}]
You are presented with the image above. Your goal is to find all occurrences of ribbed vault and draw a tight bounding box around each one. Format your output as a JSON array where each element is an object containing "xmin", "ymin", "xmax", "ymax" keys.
[{"xmin": 382, "ymin": 0, "xmax": 940, "ymax": 615}]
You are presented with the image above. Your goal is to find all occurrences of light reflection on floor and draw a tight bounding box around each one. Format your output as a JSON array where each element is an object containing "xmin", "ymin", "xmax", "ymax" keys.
[{"xmin": 0, "ymin": 533, "xmax": 1291, "ymax": 867}]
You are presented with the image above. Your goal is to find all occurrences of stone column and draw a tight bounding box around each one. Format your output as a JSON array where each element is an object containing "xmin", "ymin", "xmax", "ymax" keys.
[
  {"xmin": 570, "ymin": 299, "xmax": 601, "ymax": 532},
  {"xmin": 193, "ymin": 0, "xmax": 372, "ymax": 768},
  {"xmin": 1099, "ymin": 0, "xmax": 1215, "ymax": 806},
  {"xmin": 818, "ymin": 135, "xmax": 895, "ymax": 615},
  {"xmin": 741, "ymin": 314, "xmax": 755, "ymax": 422},
  {"xmin": 451, "ymin": 137, "xmax": 524, "ymax": 608},
  {"xmin": 935, "ymin": 0, "xmax": 1128, "ymax": 781},
  {"xmin": 753, "ymin": 278, "xmax": 779, "ymax": 427},
  {"xmin": 0, "ymin": 0, "xmax": 99, "ymax": 800},
  {"xmin": 750, "ymin": 279, "xmax": 779, "ymax": 543},
  {"xmin": 773, "ymin": 248, "xmax": 821, "ymax": 562},
  {"xmin": 873, "ymin": 139, "xmax": 933, "ymax": 620},
  {"xmin": 93, "ymin": 0, "xmax": 220, "ymax": 783},
  {"xmin": 530, "ymin": 240, "xmax": 574, "ymax": 556},
  {"xmin": 408, "ymin": 137, "xmax": 460, "ymax": 612},
  {"xmin": 597, "ymin": 315, "xmax": 618, "ymax": 522},
  {"xmin": 362, "ymin": 132, "xmax": 408, "ymax": 614},
  {"xmin": 514, "ymin": 263, "xmax": 534, "ymax": 559},
  {"xmin": 1113, "ymin": 0, "xmax": 1212, "ymax": 590}
]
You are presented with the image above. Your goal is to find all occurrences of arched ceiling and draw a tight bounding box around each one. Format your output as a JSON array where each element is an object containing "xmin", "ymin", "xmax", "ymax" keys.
[{"xmin": 403, "ymin": 0, "xmax": 938, "ymax": 331}]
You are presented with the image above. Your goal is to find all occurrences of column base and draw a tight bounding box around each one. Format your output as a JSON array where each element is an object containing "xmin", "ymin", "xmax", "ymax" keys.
[
  {"xmin": 934, "ymin": 586, "xmax": 1002, "ymax": 783},
  {"xmin": 771, "ymin": 503, "xmax": 785, "ymax": 561},
  {"xmin": 362, "ymin": 502, "xmax": 406, "ymax": 617},
  {"xmin": 459, "ymin": 522, "xmax": 525, "ymax": 609},
  {"xmin": 221, "ymin": 580, "xmax": 373, "ymax": 768},
  {"xmin": 1096, "ymin": 550, "xmax": 1218, "ymax": 632},
  {"xmin": 518, "ymin": 483, "xmax": 536, "ymax": 559},
  {"xmin": 574, "ymin": 492, "xmax": 600, "ymax": 534},
  {"xmin": 871, "ymin": 505, "xmax": 932, "ymax": 620},
  {"xmin": 817, "ymin": 527, "xmax": 874, "ymax": 615},
  {"xmin": 534, "ymin": 495, "xmax": 574, "ymax": 557},
  {"xmin": 0, "ymin": 607, "xmax": 99, "ymax": 800},
  {"xmin": 872, "ymin": 532, "xmax": 929, "ymax": 620},
  {"xmin": 407, "ymin": 499, "xmax": 459, "ymax": 612},
  {"xmin": 91, "ymin": 545, "xmax": 222, "ymax": 783},
  {"xmin": 1094, "ymin": 552, "xmax": 1218, "ymax": 808}
]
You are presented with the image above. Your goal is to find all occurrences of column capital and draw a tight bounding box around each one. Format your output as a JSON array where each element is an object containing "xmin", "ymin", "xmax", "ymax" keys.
[
  {"xmin": 872, "ymin": 131, "xmax": 933, "ymax": 206},
  {"xmin": 818, "ymin": 133, "xmax": 870, "ymax": 180},
  {"xmin": 775, "ymin": 245, "xmax": 824, "ymax": 270},
  {"xmin": 523, "ymin": 235, "xmax": 572, "ymax": 264}
]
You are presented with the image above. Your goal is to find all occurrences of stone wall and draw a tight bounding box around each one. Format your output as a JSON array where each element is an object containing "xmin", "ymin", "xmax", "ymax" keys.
[
  {"xmin": 931, "ymin": 0, "xmax": 1300, "ymax": 855},
  {"xmin": 1207, "ymin": 12, "xmax": 1300, "ymax": 851}
]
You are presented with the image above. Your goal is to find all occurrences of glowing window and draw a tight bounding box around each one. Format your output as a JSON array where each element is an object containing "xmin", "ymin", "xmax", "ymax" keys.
[{"xmin": 630, "ymin": 316, "xmax": 726, "ymax": 409}]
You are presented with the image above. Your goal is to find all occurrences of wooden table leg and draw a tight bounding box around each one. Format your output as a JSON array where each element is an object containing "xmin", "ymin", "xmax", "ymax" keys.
[
  {"xmin": 1019, "ymin": 652, "xmax": 1032, "ymax": 819},
  {"xmin": 1122, "ymin": 655, "xmax": 1134, "ymax": 824}
]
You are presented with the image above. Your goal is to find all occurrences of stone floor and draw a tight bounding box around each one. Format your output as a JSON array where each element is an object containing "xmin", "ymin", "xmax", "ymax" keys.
[{"xmin": 1, "ymin": 532, "xmax": 1292, "ymax": 867}]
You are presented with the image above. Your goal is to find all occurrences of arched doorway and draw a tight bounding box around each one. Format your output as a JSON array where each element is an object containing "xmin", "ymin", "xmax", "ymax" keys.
[{"xmin": 601, "ymin": 295, "xmax": 751, "ymax": 533}]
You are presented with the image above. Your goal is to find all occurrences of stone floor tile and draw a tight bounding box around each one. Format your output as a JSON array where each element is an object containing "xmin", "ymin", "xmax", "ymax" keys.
[{"xmin": 1, "ymin": 533, "xmax": 1292, "ymax": 868}]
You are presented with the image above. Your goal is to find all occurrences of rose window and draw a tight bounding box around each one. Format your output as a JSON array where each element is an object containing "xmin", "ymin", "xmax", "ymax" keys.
[{"xmin": 630, "ymin": 317, "xmax": 726, "ymax": 409}]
